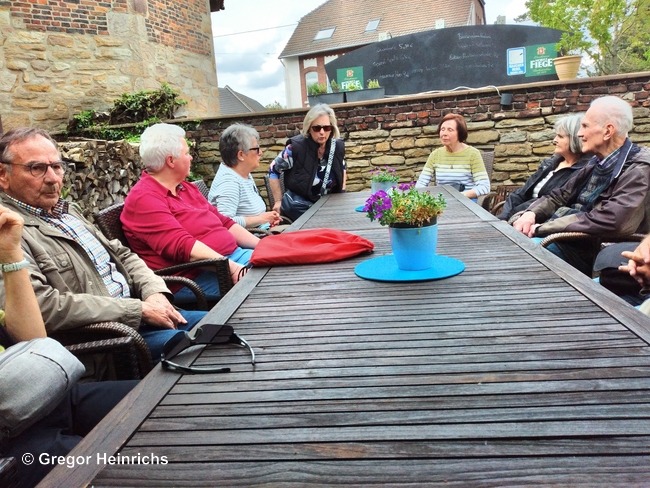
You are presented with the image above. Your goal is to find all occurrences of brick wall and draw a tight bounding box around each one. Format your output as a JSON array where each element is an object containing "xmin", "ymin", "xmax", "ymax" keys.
[
  {"xmin": 185, "ymin": 72, "xmax": 650, "ymax": 197},
  {"xmin": 9, "ymin": 0, "xmax": 128, "ymax": 35},
  {"xmin": 145, "ymin": 0, "xmax": 212, "ymax": 56}
]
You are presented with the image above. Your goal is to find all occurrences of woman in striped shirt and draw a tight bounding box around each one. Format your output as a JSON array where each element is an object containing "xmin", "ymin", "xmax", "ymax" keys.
[
  {"xmin": 416, "ymin": 113, "xmax": 490, "ymax": 200},
  {"xmin": 208, "ymin": 124, "xmax": 281, "ymax": 230}
]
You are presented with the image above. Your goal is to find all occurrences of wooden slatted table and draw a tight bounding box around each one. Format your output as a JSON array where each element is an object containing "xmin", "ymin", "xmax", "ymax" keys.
[{"xmin": 40, "ymin": 187, "xmax": 650, "ymax": 487}]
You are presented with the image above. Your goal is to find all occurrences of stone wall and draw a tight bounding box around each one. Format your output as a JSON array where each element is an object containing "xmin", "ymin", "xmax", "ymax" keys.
[
  {"xmin": 0, "ymin": 0, "xmax": 219, "ymax": 132},
  {"xmin": 186, "ymin": 71, "xmax": 650, "ymax": 198},
  {"xmin": 55, "ymin": 72, "xmax": 650, "ymax": 220}
]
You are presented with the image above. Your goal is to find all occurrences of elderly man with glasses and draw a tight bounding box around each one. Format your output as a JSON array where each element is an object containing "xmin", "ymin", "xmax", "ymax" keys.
[{"xmin": 0, "ymin": 127, "xmax": 206, "ymax": 362}]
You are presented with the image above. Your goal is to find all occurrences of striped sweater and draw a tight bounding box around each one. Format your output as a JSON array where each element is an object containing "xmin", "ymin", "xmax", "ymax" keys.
[
  {"xmin": 415, "ymin": 146, "xmax": 490, "ymax": 196},
  {"xmin": 208, "ymin": 164, "xmax": 267, "ymax": 228}
]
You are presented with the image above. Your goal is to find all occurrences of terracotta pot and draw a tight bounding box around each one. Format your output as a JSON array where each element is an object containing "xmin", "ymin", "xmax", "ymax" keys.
[{"xmin": 553, "ymin": 55, "xmax": 582, "ymax": 80}]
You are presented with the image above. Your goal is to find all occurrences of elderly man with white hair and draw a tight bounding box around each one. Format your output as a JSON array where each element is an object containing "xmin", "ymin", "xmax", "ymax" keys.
[
  {"xmin": 121, "ymin": 123, "xmax": 259, "ymax": 305},
  {"xmin": 513, "ymin": 95, "xmax": 650, "ymax": 274}
]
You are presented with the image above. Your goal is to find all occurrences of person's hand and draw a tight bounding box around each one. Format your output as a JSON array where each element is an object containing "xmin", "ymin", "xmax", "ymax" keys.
[
  {"xmin": 620, "ymin": 235, "xmax": 650, "ymax": 287},
  {"xmin": 0, "ymin": 205, "xmax": 25, "ymax": 263},
  {"xmin": 259, "ymin": 211, "xmax": 281, "ymax": 226},
  {"xmin": 513, "ymin": 211, "xmax": 538, "ymax": 237},
  {"xmin": 272, "ymin": 201, "xmax": 281, "ymax": 214},
  {"xmin": 141, "ymin": 293, "xmax": 186, "ymax": 330},
  {"xmin": 228, "ymin": 260, "xmax": 249, "ymax": 284}
]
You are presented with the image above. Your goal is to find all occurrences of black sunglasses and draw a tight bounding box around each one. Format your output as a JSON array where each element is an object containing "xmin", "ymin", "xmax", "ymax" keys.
[
  {"xmin": 310, "ymin": 125, "xmax": 333, "ymax": 133},
  {"xmin": 161, "ymin": 323, "xmax": 255, "ymax": 374}
]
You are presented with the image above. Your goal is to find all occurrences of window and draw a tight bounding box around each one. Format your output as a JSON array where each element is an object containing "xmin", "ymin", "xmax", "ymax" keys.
[
  {"xmin": 314, "ymin": 27, "xmax": 335, "ymax": 40},
  {"xmin": 305, "ymin": 71, "xmax": 318, "ymax": 89},
  {"xmin": 365, "ymin": 19, "xmax": 380, "ymax": 32}
]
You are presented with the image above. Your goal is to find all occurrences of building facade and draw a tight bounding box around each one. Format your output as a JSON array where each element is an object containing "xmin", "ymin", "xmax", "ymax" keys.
[
  {"xmin": 280, "ymin": 0, "xmax": 486, "ymax": 108},
  {"xmin": 0, "ymin": 0, "xmax": 223, "ymax": 131}
]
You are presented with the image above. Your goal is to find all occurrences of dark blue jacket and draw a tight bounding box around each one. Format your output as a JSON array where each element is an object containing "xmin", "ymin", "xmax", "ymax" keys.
[
  {"xmin": 497, "ymin": 153, "xmax": 591, "ymax": 220},
  {"xmin": 284, "ymin": 135, "xmax": 345, "ymax": 203}
]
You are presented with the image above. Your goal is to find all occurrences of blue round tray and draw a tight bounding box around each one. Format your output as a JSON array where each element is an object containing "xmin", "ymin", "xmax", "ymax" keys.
[
  {"xmin": 355, "ymin": 205, "xmax": 365, "ymax": 212},
  {"xmin": 355, "ymin": 254, "xmax": 464, "ymax": 282}
]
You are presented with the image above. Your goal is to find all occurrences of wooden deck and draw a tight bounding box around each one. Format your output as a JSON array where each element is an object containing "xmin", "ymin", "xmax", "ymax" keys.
[{"xmin": 40, "ymin": 188, "xmax": 650, "ymax": 487}]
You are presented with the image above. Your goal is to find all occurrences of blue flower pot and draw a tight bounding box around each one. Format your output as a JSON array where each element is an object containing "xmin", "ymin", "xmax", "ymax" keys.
[
  {"xmin": 388, "ymin": 223, "xmax": 438, "ymax": 271},
  {"xmin": 371, "ymin": 181, "xmax": 397, "ymax": 193}
]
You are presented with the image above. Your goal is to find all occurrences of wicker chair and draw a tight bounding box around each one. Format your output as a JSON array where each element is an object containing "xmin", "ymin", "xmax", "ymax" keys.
[
  {"xmin": 0, "ymin": 457, "xmax": 18, "ymax": 488},
  {"xmin": 482, "ymin": 184, "xmax": 522, "ymax": 216},
  {"xmin": 95, "ymin": 202, "xmax": 233, "ymax": 311},
  {"xmin": 475, "ymin": 151, "xmax": 497, "ymax": 209},
  {"xmin": 50, "ymin": 321, "xmax": 152, "ymax": 380},
  {"xmin": 262, "ymin": 173, "xmax": 293, "ymax": 226}
]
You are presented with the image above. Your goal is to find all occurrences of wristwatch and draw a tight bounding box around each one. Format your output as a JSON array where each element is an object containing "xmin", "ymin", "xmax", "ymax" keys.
[{"xmin": 0, "ymin": 259, "xmax": 30, "ymax": 273}]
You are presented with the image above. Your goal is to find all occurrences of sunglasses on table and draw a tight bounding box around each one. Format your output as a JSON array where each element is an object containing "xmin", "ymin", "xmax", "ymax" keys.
[
  {"xmin": 161, "ymin": 323, "xmax": 255, "ymax": 374},
  {"xmin": 310, "ymin": 125, "xmax": 333, "ymax": 133}
]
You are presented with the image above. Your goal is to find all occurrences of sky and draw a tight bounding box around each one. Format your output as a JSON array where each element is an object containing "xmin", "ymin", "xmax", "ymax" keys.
[{"xmin": 210, "ymin": 0, "xmax": 528, "ymax": 108}]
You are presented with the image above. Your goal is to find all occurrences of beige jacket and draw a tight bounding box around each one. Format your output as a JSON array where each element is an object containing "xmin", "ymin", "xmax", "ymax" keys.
[{"xmin": 0, "ymin": 196, "xmax": 171, "ymax": 332}]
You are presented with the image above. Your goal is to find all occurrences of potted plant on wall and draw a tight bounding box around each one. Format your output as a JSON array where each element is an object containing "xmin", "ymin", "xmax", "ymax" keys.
[
  {"xmin": 345, "ymin": 79, "xmax": 386, "ymax": 103},
  {"xmin": 307, "ymin": 82, "xmax": 344, "ymax": 106},
  {"xmin": 551, "ymin": 32, "xmax": 586, "ymax": 80}
]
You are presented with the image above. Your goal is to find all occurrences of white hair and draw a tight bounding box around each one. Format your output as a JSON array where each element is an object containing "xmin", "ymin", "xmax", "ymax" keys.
[
  {"xmin": 139, "ymin": 123, "xmax": 186, "ymax": 172},
  {"xmin": 589, "ymin": 96, "xmax": 633, "ymax": 137}
]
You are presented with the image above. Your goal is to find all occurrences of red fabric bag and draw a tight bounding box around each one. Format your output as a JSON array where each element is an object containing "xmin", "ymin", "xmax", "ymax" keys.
[{"xmin": 249, "ymin": 228, "xmax": 374, "ymax": 267}]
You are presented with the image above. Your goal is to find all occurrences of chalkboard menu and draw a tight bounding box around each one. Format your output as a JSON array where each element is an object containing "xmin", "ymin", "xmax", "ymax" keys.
[{"xmin": 324, "ymin": 25, "xmax": 565, "ymax": 96}]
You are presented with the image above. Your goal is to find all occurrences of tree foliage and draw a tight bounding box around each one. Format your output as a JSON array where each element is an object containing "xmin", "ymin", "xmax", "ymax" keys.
[
  {"xmin": 517, "ymin": 0, "xmax": 650, "ymax": 75},
  {"xmin": 265, "ymin": 101, "xmax": 285, "ymax": 110}
]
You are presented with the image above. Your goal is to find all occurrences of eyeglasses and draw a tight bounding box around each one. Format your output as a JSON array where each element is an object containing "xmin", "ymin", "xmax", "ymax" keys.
[
  {"xmin": 1, "ymin": 161, "xmax": 68, "ymax": 178},
  {"xmin": 310, "ymin": 125, "xmax": 333, "ymax": 133},
  {"xmin": 247, "ymin": 147, "xmax": 262, "ymax": 154},
  {"xmin": 161, "ymin": 323, "xmax": 255, "ymax": 374}
]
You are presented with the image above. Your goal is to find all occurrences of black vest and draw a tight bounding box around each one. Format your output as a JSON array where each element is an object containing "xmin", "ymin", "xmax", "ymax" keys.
[{"xmin": 284, "ymin": 135, "xmax": 345, "ymax": 203}]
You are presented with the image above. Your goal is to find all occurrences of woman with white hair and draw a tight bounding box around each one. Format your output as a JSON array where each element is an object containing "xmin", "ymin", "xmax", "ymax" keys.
[
  {"xmin": 268, "ymin": 103, "xmax": 346, "ymax": 221},
  {"xmin": 122, "ymin": 123, "xmax": 259, "ymax": 305},
  {"xmin": 208, "ymin": 123, "xmax": 280, "ymax": 230},
  {"xmin": 497, "ymin": 113, "xmax": 591, "ymax": 221}
]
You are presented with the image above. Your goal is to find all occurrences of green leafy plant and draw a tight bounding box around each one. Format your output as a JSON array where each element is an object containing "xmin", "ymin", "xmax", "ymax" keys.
[
  {"xmin": 67, "ymin": 83, "xmax": 187, "ymax": 140},
  {"xmin": 363, "ymin": 182, "xmax": 446, "ymax": 227},
  {"xmin": 330, "ymin": 80, "xmax": 340, "ymax": 93},
  {"xmin": 517, "ymin": 0, "xmax": 650, "ymax": 74},
  {"xmin": 367, "ymin": 79, "xmax": 381, "ymax": 89},
  {"xmin": 307, "ymin": 83, "xmax": 328, "ymax": 96},
  {"xmin": 370, "ymin": 166, "xmax": 399, "ymax": 183},
  {"xmin": 265, "ymin": 101, "xmax": 285, "ymax": 110}
]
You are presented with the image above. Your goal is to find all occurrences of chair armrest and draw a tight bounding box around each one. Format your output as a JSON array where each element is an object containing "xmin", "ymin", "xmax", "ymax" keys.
[
  {"xmin": 246, "ymin": 227, "xmax": 272, "ymax": 237},
  {"xmin": 539, "ymin": 232, "xmax": 592, "ymax": 248},
  {"xmin": 491, "ymin": 200, "xmax": 506, "ymax": 216},
  {"xmin": 159, "ymin": 276, "xmax": 208, "ymax": 310},
  {"xmin": 0, "ymin": 457, "xmax": 18, "ymax": 488},
  {"xmin": 50, "ymin": 322, "xmax": 153, "ymax": 378},
  {"xmin": 540, "ymin": 232, "xmax": 646, "ymax": 249},
  {"xmin": 477, "ymin": 191, "xmax": 496, "ymax": 211},
  {"xmin": 65, "ymin": 337, "xmax": 142, "ymax": 380},
  {"xmin": 154, "ymin": 257, "xmax": 234, "ymax": 300}
]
